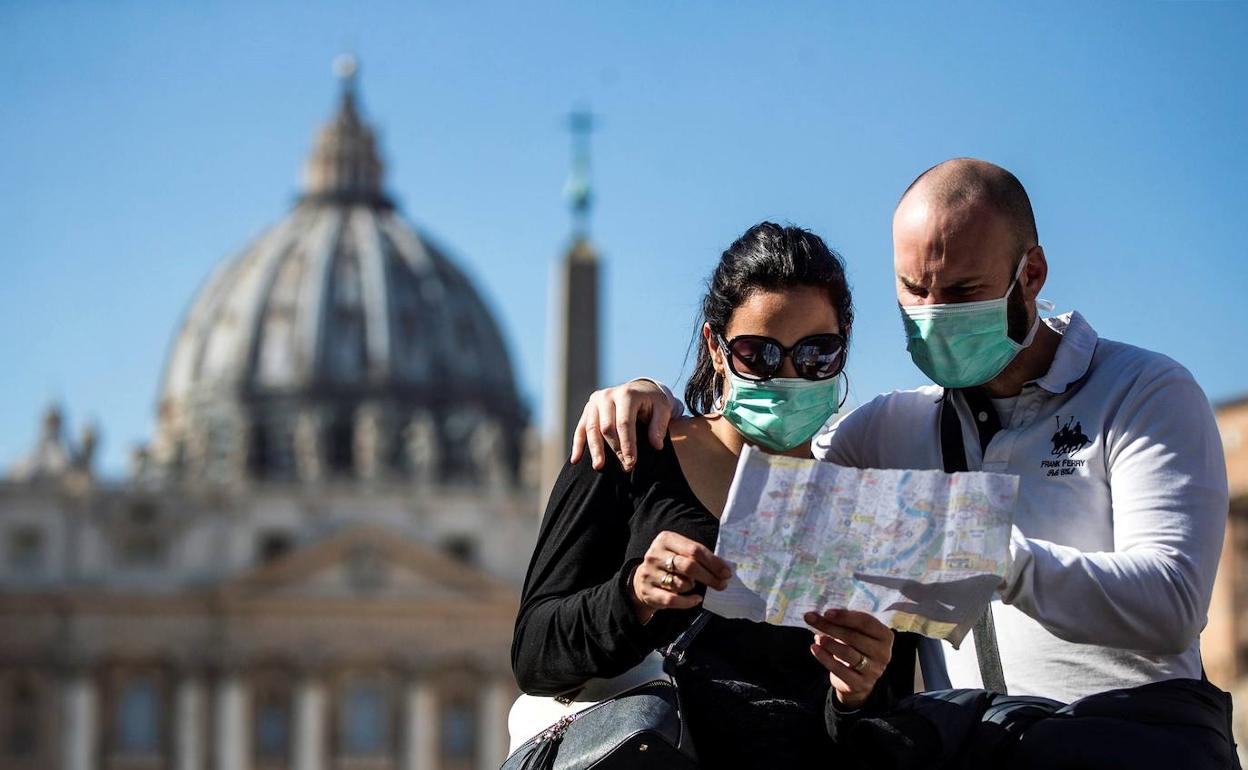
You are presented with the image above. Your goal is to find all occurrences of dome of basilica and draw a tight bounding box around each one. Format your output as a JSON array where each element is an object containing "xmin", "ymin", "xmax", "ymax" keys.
[{"xmin": 152, "ymin": 59, "xmax": 526, "ymax": 486}]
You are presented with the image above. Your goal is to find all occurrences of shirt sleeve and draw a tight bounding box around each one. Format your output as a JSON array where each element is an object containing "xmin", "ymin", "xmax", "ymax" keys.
[
  {"xmin": 510, "ymin": 455, "xmax": 666, "ymax": 695},
  {"xmin": 635, "ymin": 377, "xmax": 685, "ymax": 419},
  {"xmin": 812, "ymin": 397, "xmax": 881, "ymax": 466},
  {"xmin": 999, "ymin": 366, "xmax": 1229, "ymax": 654}
]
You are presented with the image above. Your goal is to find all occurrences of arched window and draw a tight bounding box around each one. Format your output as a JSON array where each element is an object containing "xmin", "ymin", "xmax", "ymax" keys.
[
  {"xmin": 120, "ymin": 532, "xmax": 165, "ymax": 567},
  {"xmin": 248, "ymin": 422, "xmax": 271, "ymax": 477},
  {"xmin": 7, "ymin": 527, "xmax": 44, "ymax": 573},
  {"xmin": 340, "ymin": 681, "xmax": 389, "ymax": 756},
  {"xmin": 257, "ymin": 531, "xmax": 293, "ymax": 563},
  {"xmin": 116, "ymin": 676, "xmax": 161, "ymax": 755},
  {"xmin": 120, "ymin": 504, "xmax": 165, "ymax": 568},
  {"xmin": 4, "ymin": 677, "xmax": 38, "ymax": 758},
  {"xmin": 254, "ymin": 691, "xmax": 291, "ymax": 762},
  {"xmin": 441, "ymin": 535, "xmax": 477, "ymax": 565},
  {"xmin": 250, "ymin": 670, "xmax": 295, "ymax": 769},
  {"xmin": 440, "ymin": 696, "xmax": 477, "ymax": 766},
  {"xmin": 327, "ymin": 414, "xmax": 355, "ymax": 474}
]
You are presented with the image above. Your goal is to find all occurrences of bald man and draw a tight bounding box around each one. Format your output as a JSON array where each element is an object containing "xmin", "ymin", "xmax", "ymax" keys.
[{"xmin": 569, "ymin": 159, "xmax": 1236, "ymax": 765}]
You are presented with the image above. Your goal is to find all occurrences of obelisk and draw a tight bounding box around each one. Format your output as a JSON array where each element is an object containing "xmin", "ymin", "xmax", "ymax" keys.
[{"xmin": 543, "ymin": 109, "xmax": 601, "ymax": 501}]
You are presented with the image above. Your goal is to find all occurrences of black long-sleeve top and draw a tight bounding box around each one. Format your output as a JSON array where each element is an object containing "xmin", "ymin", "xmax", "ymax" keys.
[{"xmin": 512, "ymin": 431, "xmax": 917, "ymax": 766}]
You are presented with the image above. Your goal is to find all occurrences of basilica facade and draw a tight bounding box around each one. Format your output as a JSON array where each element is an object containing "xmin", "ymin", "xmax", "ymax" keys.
[{"xmin": 0, "ymin": 59, "xmax": 582, "ymax": 770}]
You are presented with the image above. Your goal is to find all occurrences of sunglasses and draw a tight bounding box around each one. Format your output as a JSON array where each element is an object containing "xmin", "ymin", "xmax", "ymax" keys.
[{"xmin": 716, "ymin": 333, "xmax": 847, "ymax": 382}]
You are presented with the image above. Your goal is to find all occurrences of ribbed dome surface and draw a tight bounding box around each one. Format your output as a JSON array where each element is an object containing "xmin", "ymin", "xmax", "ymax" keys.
[
  {"xmin": 159, "ymin": 205, "xmax": 518, "ymax": 405},
  {"xmin": 152, "ymin": 61, "xmax": 525, "ymax": 485}
]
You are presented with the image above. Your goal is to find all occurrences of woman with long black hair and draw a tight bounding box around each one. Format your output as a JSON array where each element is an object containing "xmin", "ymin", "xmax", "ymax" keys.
[{"xmin": 511, "ymin": 222, "xmax": 916, "ymax": 767}]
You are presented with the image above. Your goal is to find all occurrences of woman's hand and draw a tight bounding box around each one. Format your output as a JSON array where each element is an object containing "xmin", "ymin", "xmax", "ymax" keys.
[
  {"xmin": 804, "ymin": 608, "xmax": 893, "ymax": 709},
  {"xmin": 629, "ymin": 531, "xmax": 732, "ymax": 623}
]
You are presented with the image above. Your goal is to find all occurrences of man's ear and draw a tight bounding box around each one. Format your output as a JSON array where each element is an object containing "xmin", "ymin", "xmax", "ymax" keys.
[{"xmin": 1022, "ymin": 245, "xmax": 1048, "ymax": 302}]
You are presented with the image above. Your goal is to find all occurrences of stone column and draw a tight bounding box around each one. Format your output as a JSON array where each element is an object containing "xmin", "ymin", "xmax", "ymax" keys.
[
  {"xmin": 478, "ymin": 678, "xmax": 512, "ymax": 770},
  {"xmin": 62, "ymin": 672, "xmax": 97, "ymax": 770},
  {"xmin": 403, "ymin": 678, "xmax": 438, "ymax": 770},
  {"xmin": 214, "ymin": 674, "xmax": 249, "ymax": 770},
  {"xmin": 175, "ymin": 676, "xmax": 206, "ymax": 770},
  {"xmin": 293, "ymin": 677, "xmax": 327, "ymax": 770}
]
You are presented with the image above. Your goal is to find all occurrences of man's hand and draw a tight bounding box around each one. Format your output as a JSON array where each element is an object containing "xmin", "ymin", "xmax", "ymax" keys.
[
  {"xmin": 853, "ymin": 571, "xmax": 1003, "ymax": 624},
  {"xmin": 570, "ymin": 380, "xmax": 675, "ymax": 472},
  {"xmin": 804, "ymin": 608, "xmax": 894, "ymax": 709}
]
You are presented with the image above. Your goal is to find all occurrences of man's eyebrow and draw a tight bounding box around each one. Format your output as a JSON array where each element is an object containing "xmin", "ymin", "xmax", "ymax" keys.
[{"xmin": 898, "ymin": 275, "xmax": 983, "ymax": 292}]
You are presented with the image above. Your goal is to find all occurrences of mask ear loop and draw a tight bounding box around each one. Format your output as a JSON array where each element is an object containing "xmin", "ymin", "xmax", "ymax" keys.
[
  {"xmin": 711, "ymin": 371, "xmax": 725, "ymax": 414},
  {"xmin": 837, "ymin": 370, "xmax": 851, "ymax": 410}
]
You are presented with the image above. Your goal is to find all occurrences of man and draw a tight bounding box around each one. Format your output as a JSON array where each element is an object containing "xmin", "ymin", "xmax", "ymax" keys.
[{"xmin": 571, "ymin": 158, "xmax": 1236, "ymax": 765}]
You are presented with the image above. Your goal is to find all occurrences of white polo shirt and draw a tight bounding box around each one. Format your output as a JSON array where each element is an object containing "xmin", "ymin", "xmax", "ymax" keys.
[{"xmin": 813, "ymin": 312, "xmax": 1229, "ymax": 702}]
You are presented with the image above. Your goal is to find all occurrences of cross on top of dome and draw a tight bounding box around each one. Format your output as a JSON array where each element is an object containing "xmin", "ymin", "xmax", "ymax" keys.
[{"xmin": 302, "ymin": 55, "xmax": 390, "ymax": 208}]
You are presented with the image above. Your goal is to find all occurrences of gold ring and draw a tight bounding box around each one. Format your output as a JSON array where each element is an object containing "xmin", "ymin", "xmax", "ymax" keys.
[
  {"xmin": 661, "ymin": 572, "xmax": 675, "ymax": 590},
  {"xmin": 852, "ymin": 655, "xmax": 869, "ymax": 673},
  {"xmin": 663, "ymin": 555, "xmax": 677, "ymax": 574}
]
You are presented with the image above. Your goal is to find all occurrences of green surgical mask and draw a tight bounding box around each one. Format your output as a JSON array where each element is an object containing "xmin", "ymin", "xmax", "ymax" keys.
[
  {"xmin": 900, "ymin": 255, "xmax": 1040, "ymax": 389},
  {"xmin": 720, "ymin": 372, "xmax": 841, "ymax": 452}
]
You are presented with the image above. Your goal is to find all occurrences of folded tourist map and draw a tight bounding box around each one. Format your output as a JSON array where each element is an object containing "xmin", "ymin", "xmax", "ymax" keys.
[{"xmin": 702, "ymin": 447, "xmax": 1019, "ymax": 647}]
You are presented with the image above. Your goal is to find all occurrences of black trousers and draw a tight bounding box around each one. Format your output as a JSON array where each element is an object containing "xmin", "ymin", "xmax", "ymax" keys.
[{"xmin": 846, "ymin": 678, "xmax": 1240, "ymax": 770}]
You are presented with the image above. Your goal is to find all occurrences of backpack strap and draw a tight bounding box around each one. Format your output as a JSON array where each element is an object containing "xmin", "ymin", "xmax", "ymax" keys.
[
  {"xmin": 662, "ymin": 610, "xmax": 713, "ymax": 673},
  {"xmin": 940, "ymin": 389, "xmax": 1008, "ymax": 694},
  {"xmin": 550, "ymin": 611, "xmax": 712, "ymax": 705}
]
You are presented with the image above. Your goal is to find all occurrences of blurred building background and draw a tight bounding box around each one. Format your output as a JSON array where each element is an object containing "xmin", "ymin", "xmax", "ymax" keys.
[
  {"xmin": 0, "ymin": 58, "xmax": 601, "ymax": 770},
  {"xmin": 1, "ymin": 10, "xmax": 1245, "ymax": 768},
  {"xmin": 1205, "ymin": 397, "xmax": 1248, "ymax": 757}
]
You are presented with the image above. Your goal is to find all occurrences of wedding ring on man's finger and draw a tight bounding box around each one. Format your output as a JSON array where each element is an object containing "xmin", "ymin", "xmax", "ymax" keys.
[
  {"xmin": 663, "ymin": 555, "xmax": 677, "ymax": 574},
  {"xmin": 852, "ymin": 654, "xmax": 870, "ymax": 673},
  {"xmin": 660, "ymin": 572, "xmax": 675, "ymax": 590}
]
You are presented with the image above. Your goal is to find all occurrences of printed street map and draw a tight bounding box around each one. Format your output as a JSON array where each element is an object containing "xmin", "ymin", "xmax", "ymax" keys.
[{"xmin": 703, "ymin": 446, "xmax": 1019, "ymax": 647}]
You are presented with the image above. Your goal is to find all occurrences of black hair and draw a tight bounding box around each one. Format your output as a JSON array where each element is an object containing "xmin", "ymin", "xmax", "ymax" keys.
[{"xmin": 684, "ymin": 222, "xmax": 853, "ymax": 416}]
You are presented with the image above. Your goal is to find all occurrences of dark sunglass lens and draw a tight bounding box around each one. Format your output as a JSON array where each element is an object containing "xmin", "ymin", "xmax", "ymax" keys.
[
  {"xmin": 793, "ymin": 336, "xmax": 845, "ymax": 379},
  {"xmin": 729, "ymin": 337, "xmax": 781, "ymax": 379}
]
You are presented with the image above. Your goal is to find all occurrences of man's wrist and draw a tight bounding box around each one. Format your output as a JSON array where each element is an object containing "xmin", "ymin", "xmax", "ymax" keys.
[
  {"xmin": 998, "ymin": 526, "xmax": 1031, "ymax": 604},
  {"xmin": 631, "ymin": 378, "xmax": 682, "ymax": 419},
  {"xmin": 631, "ymin": 377, "xmax": 666, "ymax": 393}
]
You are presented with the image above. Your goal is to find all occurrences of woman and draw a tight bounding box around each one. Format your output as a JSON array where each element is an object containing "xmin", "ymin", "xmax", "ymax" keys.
[{"xmin": 511, "ymin": 222, "xmax": 916, "ymax": 767}]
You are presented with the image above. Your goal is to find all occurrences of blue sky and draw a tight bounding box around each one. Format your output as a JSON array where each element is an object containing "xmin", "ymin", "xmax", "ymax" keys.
[{"xmin": 3, "ymin": 1, "xmax": 1246, "ymax": 476}]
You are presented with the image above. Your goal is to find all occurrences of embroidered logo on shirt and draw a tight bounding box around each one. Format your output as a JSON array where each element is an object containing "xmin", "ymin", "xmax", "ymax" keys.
[
  {"xmin": 1041, "ymin": 415, "xmax": 1090, "ymax": 477},
  {"xmin": 1050, "ymin": 416, "xmax": 1089, "ymax": 456}
]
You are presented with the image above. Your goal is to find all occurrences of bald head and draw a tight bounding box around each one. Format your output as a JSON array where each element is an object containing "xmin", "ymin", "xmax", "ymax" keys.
[
  {"xmin": 898, "ymin": 158, "xmax": 1038, "ymax": 255},
  {"xmin": 892, "ymin": 156, "xmax": 1049, "ymax": 330}
]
